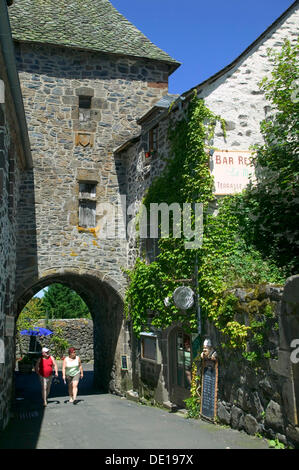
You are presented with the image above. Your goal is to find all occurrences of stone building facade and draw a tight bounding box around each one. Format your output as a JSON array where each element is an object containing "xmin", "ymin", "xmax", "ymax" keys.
[
  {"xmin": 117, "ymin": 2, "xmax": 299, "ymax": 446},
  {"xmin": 0, "ymin": 0, "xmax": 179, "ymax": 431},
  {"xmin": 0, "ymin": 0, "xmax": 298, "ymax": 445},
  {"xmin": 210, "ymin": 277, "xmax": 299, "ymax": 447},
  {"xmin": 0, "ymin": 0, "xmax": 32, "ymax": 430}
]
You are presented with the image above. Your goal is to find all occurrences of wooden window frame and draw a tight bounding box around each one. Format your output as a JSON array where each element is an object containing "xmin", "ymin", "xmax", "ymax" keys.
[
  {"xmin": 141, "ymin": 333, "xmax": 157, "ymax": 362},
  {"xmin": 146, "ymin": 125, "xmax": 158, "ymax": 158},
  {"xmin": 78, "ymin": 95, "xmax": 92, "ymax": 122},
  {"xmin": 78, "ymin": 181, "xmax": 97, "ymax": 228},
  {"xmin": 176, "ymin": 330, "xmax": 192, "ymax": 390}
]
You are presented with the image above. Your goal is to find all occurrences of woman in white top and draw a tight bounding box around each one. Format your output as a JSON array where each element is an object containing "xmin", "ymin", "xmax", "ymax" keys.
[{"xmin": 62, "ymin": 347, "xmax": 83, "ymax": 404}]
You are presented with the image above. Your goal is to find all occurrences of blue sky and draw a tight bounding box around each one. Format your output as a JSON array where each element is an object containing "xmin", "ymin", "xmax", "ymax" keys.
[
  {"xmin": 35, "ymin": 288, "xmax": 47, "ymax": 298},
  {"xmin": 112, "ymin": 0, "xmax": 295, "ymax": 95}
]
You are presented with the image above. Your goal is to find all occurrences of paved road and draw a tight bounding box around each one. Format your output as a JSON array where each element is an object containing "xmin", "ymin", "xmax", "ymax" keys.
[{"xmin": 0, "ymin": 364, "xmax": 269, "ymax": 450}]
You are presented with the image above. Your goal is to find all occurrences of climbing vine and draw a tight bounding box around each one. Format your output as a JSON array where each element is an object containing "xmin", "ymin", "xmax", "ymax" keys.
[{"xmin": 124, "ymin": 93, "xmax": 286, "ymax": 352}]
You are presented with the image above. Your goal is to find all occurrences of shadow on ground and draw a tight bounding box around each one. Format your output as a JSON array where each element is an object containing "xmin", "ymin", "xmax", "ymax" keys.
[{"xmin": 0, "ymin": 365, "xmax": 100, "ymax": 449}]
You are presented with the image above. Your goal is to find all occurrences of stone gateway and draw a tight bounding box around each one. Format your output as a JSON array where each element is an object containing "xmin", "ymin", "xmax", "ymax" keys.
[
  {"xmin": 0, "ymin": 0, "xmax": 298, "ymax": 448},
  {"xmin": 0, "ymin": 0, "xmax": 179, "ymax": 431}
]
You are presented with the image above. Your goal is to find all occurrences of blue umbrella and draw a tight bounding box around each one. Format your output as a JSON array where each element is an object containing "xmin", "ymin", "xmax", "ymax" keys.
[{"xmin": 20, "ymin": 327, "xmax": 53, "ymax": 336}]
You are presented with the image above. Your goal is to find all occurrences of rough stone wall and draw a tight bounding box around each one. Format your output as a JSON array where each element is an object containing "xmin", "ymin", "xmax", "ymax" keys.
[
  {"xmin": 16, "ymin": 318, "xmax": 94, "ymax": 362},
  {"xmin": 120, "ymin": 11, "xmax": 299, "ymax": 444},
  {"xmin": 0, "ymin": 53, "xmax": 24, "ymax": 431},
  {"xmin": 206, "ymin": 281, "xmax": 299, "ymax": 448},
  {"xmin": 123, "ymin": 109, "xmax": 174, "ymax": 267},
  {"xmin": 14, "ymin": 42, "xmax": 170, "ymax": 296},
  {"xmin": 125, "ymin": 281, "xmax": 299, "ymax": 448}
]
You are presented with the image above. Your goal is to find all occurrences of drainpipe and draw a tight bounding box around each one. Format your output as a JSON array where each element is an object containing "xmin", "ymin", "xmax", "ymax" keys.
[
  {"xmin": 0, "ymin": 0, "xmax": 32, "ymax": 169},
  {"xmin": 191, "ymin": 201, "xmax": 201, "ymax": 336}
]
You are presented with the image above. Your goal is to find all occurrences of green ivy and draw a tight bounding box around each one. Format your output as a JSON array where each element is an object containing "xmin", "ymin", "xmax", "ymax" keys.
[{"xmin": 124, "ymin": 94, "xmax": 286, "ymax": 352}]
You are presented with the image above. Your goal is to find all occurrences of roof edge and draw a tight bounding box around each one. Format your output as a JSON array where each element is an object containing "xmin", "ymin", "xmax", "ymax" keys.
[
  {"xmin": 182, "ymin": 0, "xmax": 299, "ymax": 100},
  {"xmin": 0, "ymin": 0, "xmax": 32, "ymax": 169},
  {"xmin": 13, "ymin": 38, "xmax": 181, "ymax": 75}
]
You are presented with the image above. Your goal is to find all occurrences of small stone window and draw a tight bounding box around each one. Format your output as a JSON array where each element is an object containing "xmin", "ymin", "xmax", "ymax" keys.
[
  {"xmin": 78, "ymin": 182, "xmax": 97, "ymax": 228},
  {"xmin": 79, "ymin": 182, "xmax": 96, "ymax": 199},
  {"xmin": 146, "ymin": 126, "xmax": 158, "ymax": 158},
  {"xmin": 143, "ymin": 219, "xmax": 160, "ymax": 264},
  {"xmin": 79, "ymin": 95, "xmax": 92, "ymax": 122}
]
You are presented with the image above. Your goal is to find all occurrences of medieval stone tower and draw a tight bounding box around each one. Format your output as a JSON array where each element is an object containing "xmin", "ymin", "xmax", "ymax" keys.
[{"xmin": 7, "ymin": 0, "xmax": 179, "ymax": 392}]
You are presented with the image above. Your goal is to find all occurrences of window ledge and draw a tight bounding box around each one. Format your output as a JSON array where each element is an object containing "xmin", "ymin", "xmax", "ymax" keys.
[{"xmin": 77, "ymin": 226, "xmax": 97, "ymax": 237}]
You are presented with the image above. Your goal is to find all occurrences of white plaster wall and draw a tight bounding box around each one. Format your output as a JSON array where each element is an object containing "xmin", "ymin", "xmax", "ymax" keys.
[{"xmin": 198, "ymin": 5, "xmax": 299, "ymax": 150}]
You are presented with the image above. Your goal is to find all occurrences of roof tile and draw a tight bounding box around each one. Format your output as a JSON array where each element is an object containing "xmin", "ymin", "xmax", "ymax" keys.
[{"xmin": 8, "ymin": 0, "xmax": 179, "ymax": 67}]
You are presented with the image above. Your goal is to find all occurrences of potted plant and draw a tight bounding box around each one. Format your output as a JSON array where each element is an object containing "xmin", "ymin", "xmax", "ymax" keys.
[{"xmin": 17, "ymin": 354, "xmax": 33, "ymax": 374}]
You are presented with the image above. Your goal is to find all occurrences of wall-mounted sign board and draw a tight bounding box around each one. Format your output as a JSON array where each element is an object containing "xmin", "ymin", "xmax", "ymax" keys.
[
  {"xmin": 200, "ymin": 359, "xmax": 218, "ymax": 422},
  {"xmin": 121, "ymin": 355, "xmax": 128, "ymax": 371},
  {"xmin": 210, "ymin": 150, "xmax": 255, "ymax": 195}
]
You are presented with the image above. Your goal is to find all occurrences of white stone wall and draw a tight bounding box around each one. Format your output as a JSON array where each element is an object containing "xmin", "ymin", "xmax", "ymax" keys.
[
  {"xmin": 199, "ymin": 5, "xmax": 299, "ymax": 150},
  {"xmin": 123, "ymin": 5, "xmax": 299, "ymax": 267}
]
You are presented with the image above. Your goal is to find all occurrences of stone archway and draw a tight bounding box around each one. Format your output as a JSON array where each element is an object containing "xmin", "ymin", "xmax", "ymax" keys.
[{"xmin": 15, "ymin": 267, "xmax": 130, "ymax": 394}]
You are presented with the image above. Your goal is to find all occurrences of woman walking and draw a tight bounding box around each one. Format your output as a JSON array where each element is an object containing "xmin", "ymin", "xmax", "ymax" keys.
[
  {"xmin": 62, "ymin": 347, "xmax": 83, "ymax": 404},
  {"xmin": 35, "ymin": 347, "xmax": 58, "ymax": 406}
]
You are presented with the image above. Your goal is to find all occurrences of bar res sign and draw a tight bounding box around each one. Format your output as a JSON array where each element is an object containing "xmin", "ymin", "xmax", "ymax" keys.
[{"xmin": 210, "ymin": 150, "xmax": 255, "ymax": 195}]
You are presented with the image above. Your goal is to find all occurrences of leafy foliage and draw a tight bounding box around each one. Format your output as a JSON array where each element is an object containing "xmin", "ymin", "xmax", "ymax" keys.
[
  {"xmin": 237, "ymin": 39, "xmax": 299, "ymax": 273},
  {"xmin": 16, "ymin": 297, "xmax": 44, "ymax": 356},
  {"xmin": 125, "ymin": 86, "xmax": 287, "ymax": 350},
  {"xmin": 42, "ymin": 283, "xmax": 91, "ymax": 319},
  {"xmin": 48, "ymin": 325, "xmax": 70, "ymax": 359},
  {"xmin": 184, "ymin": 362, "xmax": 201, "ymax": 418}
]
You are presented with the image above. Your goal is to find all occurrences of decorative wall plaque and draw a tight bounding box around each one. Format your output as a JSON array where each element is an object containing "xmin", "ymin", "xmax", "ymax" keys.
[
  {"xmin": 75, "ymin": 132, "xmax": 94, "ymax": 147},
  {"xmin": 173, "ymin": 286, "xmax": 194, "ymax": 310}
]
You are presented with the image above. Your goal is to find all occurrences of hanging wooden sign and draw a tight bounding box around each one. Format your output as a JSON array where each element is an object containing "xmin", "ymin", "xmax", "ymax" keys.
[
  {"xmin": 200, "ymin": 358, "xmax": 218, "ymax": 422},
  {"xmin": 209, "ymin": 149, "xmax": 255, "ymax": 195}
]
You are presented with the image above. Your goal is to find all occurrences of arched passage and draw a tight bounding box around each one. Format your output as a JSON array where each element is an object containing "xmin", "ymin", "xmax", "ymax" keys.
[{"xmin": 15, "ymin": 268, "xmax": 129, "ymax": 394}]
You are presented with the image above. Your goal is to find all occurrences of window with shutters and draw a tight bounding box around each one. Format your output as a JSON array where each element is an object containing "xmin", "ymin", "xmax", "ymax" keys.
[
  {"xmin": 149, "ymin": 126, "xmax": 158, "ymax": 152},
  {"xmin": 79, "ymin": 95, "xmax": 92, "ymax": 123},
  {"xmin": 78, "ymin": 182, "xmax": 97, "ymax": 228}
]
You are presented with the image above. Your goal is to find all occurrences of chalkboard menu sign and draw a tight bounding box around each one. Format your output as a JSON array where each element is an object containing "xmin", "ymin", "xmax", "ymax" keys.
[
  {"xmin": 200, "ymin": 359, "xmax": 218, "ymax": 421},
  {"xmin": 121, "ymin": 355, "xmax": 128, "ymax": 371}
]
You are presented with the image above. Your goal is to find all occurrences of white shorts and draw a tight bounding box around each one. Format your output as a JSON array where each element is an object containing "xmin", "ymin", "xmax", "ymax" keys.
[{"xmin": 39, "ymin": 375, "xmax": 53, "ymax": 389}]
